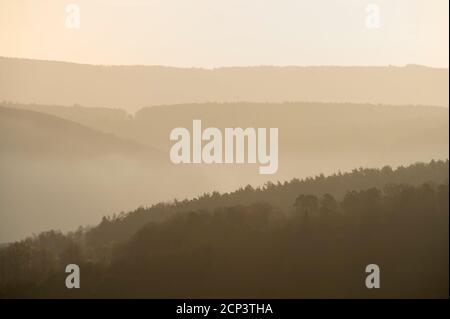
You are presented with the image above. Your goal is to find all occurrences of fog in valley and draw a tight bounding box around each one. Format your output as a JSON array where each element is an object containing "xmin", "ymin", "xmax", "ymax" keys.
[{"xmin": 0, "ymin": 59, "xmax": 448, "ymax": 242}]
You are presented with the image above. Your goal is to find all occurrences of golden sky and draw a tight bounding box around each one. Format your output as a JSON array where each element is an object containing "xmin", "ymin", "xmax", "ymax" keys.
[{"xmin": 0, "ymin": 0, "xmax": 448, "ymax": 67}]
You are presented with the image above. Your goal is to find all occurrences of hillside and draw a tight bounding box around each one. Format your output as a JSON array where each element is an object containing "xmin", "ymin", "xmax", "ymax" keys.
[
  {"xmin": 0, "ymin": 106, "xmax": 155, "ymax": 159},
  {"xmin": 0, "ymin": 160, "xmax": 447, "ymax": 298},
  {"xmin": 1, "ymin": 57, "xmax": 448, "ymax": 112},
  {"xmin": 83, "ymin": 159, "xmax": 449, "ymax": 247},
  {"xmin": 7, "ymin": 101, "xmax": 449, "ymax": 183},
  {"xmin": 1, "ymin": 102, "xmax": 448, "ymax": 243},
  {"xmin": 0, "ymin": 107, "xmax": 176, "ymax": 242}
]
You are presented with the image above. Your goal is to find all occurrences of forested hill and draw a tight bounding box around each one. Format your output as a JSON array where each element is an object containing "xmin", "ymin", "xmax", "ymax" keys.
[
  {"xmin": 1, "ymin": 57, "xmax": 448, "ymax": 112},
  {"xmin": 0, "ymin": 160, "xmax": 448, "ymax": 298},
  {"xmin": 86, "ymin": 160, "xmax": 448, "ymax": 247}
]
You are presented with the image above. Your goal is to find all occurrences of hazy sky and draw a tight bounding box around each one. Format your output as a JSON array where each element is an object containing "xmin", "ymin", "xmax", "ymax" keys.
[{"xmin": 0, "ymin": 0, "xmax": 448, "ymax": 68}]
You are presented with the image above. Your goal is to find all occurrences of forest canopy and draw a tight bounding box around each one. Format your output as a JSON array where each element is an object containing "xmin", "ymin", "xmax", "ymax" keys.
[{"xmin": 0, "ymin": 159, "xmax": 448, "ymax": 298}]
